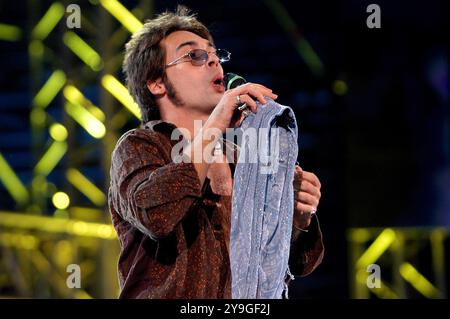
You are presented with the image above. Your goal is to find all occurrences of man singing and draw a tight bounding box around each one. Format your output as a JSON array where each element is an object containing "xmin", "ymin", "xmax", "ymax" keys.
[{"xmin": 108, "ymin": 6, "xmax": 324, "ymax": 299}]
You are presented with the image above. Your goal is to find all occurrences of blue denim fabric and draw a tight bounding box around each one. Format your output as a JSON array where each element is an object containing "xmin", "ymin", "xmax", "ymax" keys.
[{"xmin": 230, "ymin": 99, "xmax": 298, "ymax": 299}]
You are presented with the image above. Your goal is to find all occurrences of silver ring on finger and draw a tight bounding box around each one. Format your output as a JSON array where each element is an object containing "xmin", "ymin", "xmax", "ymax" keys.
[
  {"xmin": 236, "ymin": 95, "xmax": 241, "ymax": 104},
  {"xmin": 237, "ymin": 103, "xmax": 247, "ymax": 111}
]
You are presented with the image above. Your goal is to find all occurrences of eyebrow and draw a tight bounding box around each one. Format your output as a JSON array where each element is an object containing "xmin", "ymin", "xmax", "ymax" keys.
[{"xmin": 175, "ymin": 40, "xmax": 214, "ymax": 52}]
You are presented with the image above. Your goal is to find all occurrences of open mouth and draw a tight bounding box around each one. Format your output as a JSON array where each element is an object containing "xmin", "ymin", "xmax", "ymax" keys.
[{"xmin": 212, "ymin": 77, "xmax": 225, "ymax": 91}]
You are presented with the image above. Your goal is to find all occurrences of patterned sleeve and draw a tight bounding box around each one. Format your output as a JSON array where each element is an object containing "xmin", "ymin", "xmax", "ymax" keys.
[
  {"xmin": 289, "ymin": 214, "xmax": 325, "ymax": 277},
  {"xmin": 109, "ymin": 129, "xmax": 203, "ymax": 240}
]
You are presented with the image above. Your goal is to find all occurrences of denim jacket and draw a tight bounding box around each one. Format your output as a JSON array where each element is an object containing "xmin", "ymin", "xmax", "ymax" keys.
[{"xmin": 231, "ymin": 99, "xmax": 299, "ymax": 299}]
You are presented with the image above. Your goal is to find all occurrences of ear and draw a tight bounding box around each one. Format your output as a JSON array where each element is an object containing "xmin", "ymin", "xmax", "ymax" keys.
[{"xmin": 147, "ymin": 78, "xmax": 166, "ymax": 96}]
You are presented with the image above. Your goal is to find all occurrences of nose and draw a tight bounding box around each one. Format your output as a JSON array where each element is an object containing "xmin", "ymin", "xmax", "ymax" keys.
[{"xmin": 207, "ymin": 51, "xmax": 220, "ymax": 67}]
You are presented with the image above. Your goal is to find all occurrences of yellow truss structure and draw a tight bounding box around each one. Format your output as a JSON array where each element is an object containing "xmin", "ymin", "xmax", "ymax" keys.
[{"xmin": 348, "ymin": 227, "xmax": 448, "ymax": 299}]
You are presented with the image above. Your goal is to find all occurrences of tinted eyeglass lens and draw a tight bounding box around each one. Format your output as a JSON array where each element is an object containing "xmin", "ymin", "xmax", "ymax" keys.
[
  {"xmin": 216, "ymin": 49, "xmax": 230, "ymax": 63},
  {"xmin": 188, "ymin": 49, "xmax": 230, "ymax": 65},
  {"xmin": 189, "ymin": 49, "xmax": 209, "ymax": 65}
]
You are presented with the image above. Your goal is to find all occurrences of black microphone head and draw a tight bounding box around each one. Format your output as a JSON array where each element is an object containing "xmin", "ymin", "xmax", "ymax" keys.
[{"xmin": 224, "ymin": 73, "xmax": 247, "ymax": 90}]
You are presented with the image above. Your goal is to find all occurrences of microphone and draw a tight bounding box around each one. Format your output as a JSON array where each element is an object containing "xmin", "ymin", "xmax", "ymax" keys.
[
  {"xmin": 224, "ymin": 72, "xmax": 246, "ymax": 90},
  {"xmin": 224, "ymin": 72, "xmax": 249, "ymax": 112}
]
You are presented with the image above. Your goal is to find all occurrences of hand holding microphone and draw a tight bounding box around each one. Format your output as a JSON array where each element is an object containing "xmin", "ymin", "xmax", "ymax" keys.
[
  {"xmin": 224, "ymin": 73, "xmax": 250, "ymax": 113},
  {"xmin": 184, "ymin": 73, "xmax": 277, "ymax": 188},
  {"xmin": 207, "ymin": 73, "xmax": 278, "ymax": 133}
]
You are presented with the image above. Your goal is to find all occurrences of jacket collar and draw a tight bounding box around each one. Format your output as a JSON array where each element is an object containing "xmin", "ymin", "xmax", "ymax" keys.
[
  {"xmin": 144, "ymin": 119, "xmax": 177, "ymax": 136},
  {"xmin": 144, "ymin": 119, "xmax": 238, "ymax": 174}
]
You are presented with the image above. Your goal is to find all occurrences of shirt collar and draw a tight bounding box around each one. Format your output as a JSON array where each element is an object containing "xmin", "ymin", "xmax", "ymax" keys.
[
  {"xmin": 144, "ymin": 119, "xmax": 238, "ymax": 173},
  {"xmin": 144, "ymin": 119, "xmax": 177, "ymax": 135}
]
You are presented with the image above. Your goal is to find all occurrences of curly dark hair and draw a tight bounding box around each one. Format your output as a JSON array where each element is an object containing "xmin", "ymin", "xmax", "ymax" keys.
[{"xmin": 122, "ymin": 5, "xmax": 213, "ymax": 123}]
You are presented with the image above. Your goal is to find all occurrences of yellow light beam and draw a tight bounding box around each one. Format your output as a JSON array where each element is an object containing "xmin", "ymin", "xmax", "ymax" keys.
[
  {"xmin": 101, "ymin": 74, "xmax": 141, "ymax": 119},
  {"xmin": 34, "ymin": 141, "xmax": 68, "ymax": 176},
  {"xmin": 32, "ymin": 70, "xmax": 66, "ymax": 109},
  {"xmin": 31, "ymin": 2, "xmax": 65, "ymax": 40},
  {"xmin": 356, "ymin": 228, "xmax": 396, "ymax": 269},
  {"xmin": 69, "ymin": 206, "xmax": 103, "ymax": 221},
  {"xmin": 99, "ymin": 0, "xmax": 143, "ymax": 33},
  {"xmin": 370, "ymin": 280, "xmax": 398, "ymax": 299},
  {"xmin": 74, "ymin": 290, "xmax": 93, "ymax": 299},
  {"xmin": 0, "ymin": 153, "xmax": 29, "ymax": 205},
  {"xmin": 264, "ymin": 0, "xmax": 324, "ymax": 77},
  {"xmin": 0, "ymin": 211, "xmax": 116, "ymax": 240},
  {"xmin": 63, "ymin": 31, "xmax": 103, "ymax": 71},
  {"xmin": 0, "ymin": 232, "xmax": 38, "ymax": 250},
  {"xmin": 52, "ymin": 191, "xmax": 70, "ymax": 209},
  {"xmin": 356, "ymin": 269, "xmax": 398, "ymax": 299},
  {"xmin": 400, "ymin": 262, "xmax": 441, "ymax": 298},
  {"xmin": 0, "ymin": 23, "xmax": 22, "ymax": 41},
  {"xmin": 349, "ymin": 228, "xmax": 371, "ymax": 243},
  {"xmin": 29, "ymin": 40, "xmax": 44, "ymax": 59},
  {"xmin": 64, "ymin": 102, "xmax": 106, "ymax": 138},
  {"xmin": 66, "ymin": 168, "xmax": 106, "ymax": 206},
  {"xmin": 49, "ymin": 123, "xmax": 68, "ymax": 141},
  {"xmin": 63, "ymin": 85, "xmax": 105, "ymax": 122},
  {"xmin": 333, "ymin": 80, "xmax": 348, "ymax": 96}
]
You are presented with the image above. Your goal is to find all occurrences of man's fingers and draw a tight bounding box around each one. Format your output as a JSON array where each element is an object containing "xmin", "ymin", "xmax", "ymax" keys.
[
  {"xmin": 250, "ymin": 83, "xmax": 272, "ymax": 91},
  {"xmin": 294, "ymin": 165, "xmax": 320, "ymax": 214},
  {"xmin": 299, "ymin": 180, "xmax": 321, "ymax": 198},
  {"xmin": 238, "ymin": 94, "xmax": 257, "ymax": 113},
  {"xmin": 302, "ymin": 171, "xmax": 321, "ymax": 189},
  {"xmin": 245, "ymin": 86, "xmax": 268, "ymax": 105},
  {"xmin": 295, "ymin": 201, "xmax": 316, "ymax": 214},
  {"xmin": 294, "ymin": 191, "xmax": 319, "ymax": 208},
  {"xmin": 237, "ymin": 83, "xmax": 278, "ymax": 105},
  {"xmin": 293, "ymin": 165, "xmax": 303, "ymax": 189}
]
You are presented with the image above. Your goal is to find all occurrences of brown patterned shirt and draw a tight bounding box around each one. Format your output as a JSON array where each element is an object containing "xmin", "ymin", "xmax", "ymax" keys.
[{"xmin": 108, "ymin": 120, "xmax": 324, "ymax": 299}]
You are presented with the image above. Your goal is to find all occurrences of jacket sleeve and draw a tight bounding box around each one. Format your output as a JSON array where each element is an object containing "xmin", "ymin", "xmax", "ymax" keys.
[
  {"xmin": 109, "ymin": 129, "xmax": 203, "ymax": 240},
  {"xmin": 288, "ymin": 214, "xmax": 325, "ymax": 277}
]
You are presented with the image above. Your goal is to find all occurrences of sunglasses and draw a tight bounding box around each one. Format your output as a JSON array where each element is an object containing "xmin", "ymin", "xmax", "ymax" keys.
[{"xmin": 166, "ymin": 48, "xmax": 231, "ymax": 67}]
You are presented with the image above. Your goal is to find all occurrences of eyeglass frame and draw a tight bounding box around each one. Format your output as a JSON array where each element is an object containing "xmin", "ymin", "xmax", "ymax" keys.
[{"xmin": 165, "ymin": 48, "xmax": 231, "ymax": 68}]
